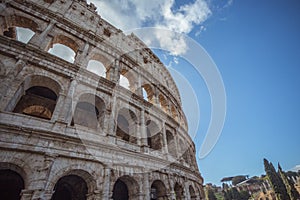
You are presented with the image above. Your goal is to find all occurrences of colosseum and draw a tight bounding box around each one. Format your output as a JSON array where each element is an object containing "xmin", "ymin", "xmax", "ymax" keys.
[{"xmin": 0, "ymin": 0, "xmax": 205, "ymax": 199}]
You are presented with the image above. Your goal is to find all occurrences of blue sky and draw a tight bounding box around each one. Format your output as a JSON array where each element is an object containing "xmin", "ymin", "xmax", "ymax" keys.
[{"xmin": 89, "ymin": 0, "xmax": 300, "ymax": 185}]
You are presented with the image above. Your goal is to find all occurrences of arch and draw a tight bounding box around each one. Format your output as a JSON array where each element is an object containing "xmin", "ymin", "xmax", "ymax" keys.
[
  {"xmin": 13, "ymin": 86, "xmax": 58, "ymax": 120},
  {"xmin": 47, "ymin": 35, "xmax": 79, "ymax": 63},
  {"xmin": 166, "ymin": 130, "xmax": 176, "ymax": 157},
  {"xmin": 150, "ymin": 180, "xmax": 167, "ymax": 200},
  {"xmin": 51, "ymin": 175, "xmax": 88, "ymax": 200},
  {"xmin": 87, "ymin": 60, "xmax": 106, "ymax": 78},
  {"xmin": 189, "ymin": 185, "xmax": 196, "ymax": 200},
  {"xmin": 119, "ymin": 68, "xmax": 137, "ymax": 92},
  {"xmin": 146, "ymin": 120, "xmax": 162, "ymax": 150},
  {"xmin": 116, "ymin": 108, "xmax": 138, "ymax": 144},
  {"xmin": 0, "ymin": 169, "xmax": 24, "ymax": 200},
  {"xmin": 158, "ymin": 94, "xmax": 168, "ymax": 113},
  {"xmin": 1, "ymin": 15, "xmax": 38, "ymax": 43},
  {"xmin": 112, "ymin": 176, "xmax": 138, "ymax": 200},
  {"xmin": 120, "ymin": 74, "xmax": 130, "ymax": 90},
  {"xmin": 174, "ymin": 182, "xmax": 184, "ymax": 200},
  {"xmin": 72, "ymin": 93, "xmax": 105, "ymax": 130},
  {"xmin": 89, "ymin": 53, "xmax": 113, "ymax": 68},
  {"xmin": 171, "ymin": 105, "xmax": 178, "ymax": 121},
  {"xmin": 142, "ymin": 84, "xmax": 154, "ymax": 103}
]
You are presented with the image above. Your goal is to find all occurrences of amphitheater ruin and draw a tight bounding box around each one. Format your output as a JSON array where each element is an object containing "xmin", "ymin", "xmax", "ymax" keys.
[{"xmin": 0, "ymin": 0, "xmax": 205, "ymax": 199}]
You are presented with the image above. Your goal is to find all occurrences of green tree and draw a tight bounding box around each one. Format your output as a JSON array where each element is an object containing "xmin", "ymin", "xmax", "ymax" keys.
[
  {"xmin": 278, "ymin": 163, "xmax": 300, "ymax": 200},
  {"xmin": 207, "ymin": 188, "xmax": 217, "ymax": 200},
  {"xmin": 263, "ymin": 158, "xmax": 290, "ymax": 200},
  {"xmin": 223, "ymin": 188, "xmax": 250, "ymax": 200},
  {"xmin": 232, "ymin": 175, "xmax": 247, "ymax": 186}
]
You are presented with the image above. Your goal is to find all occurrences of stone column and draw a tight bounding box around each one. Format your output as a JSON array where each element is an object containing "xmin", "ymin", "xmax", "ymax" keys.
[
  {"xmin": 29, "ymin": 20, "xmax": 55, "ymax": 50},
  {"xmin": 109, "ymin": 59, "xmax": 120, "ymax": 83},
  {"xmin": 161, "ymin": 122, "xmax": 168, "ymax": 154},
  {"xmin": 51, "ymin": 92, "xmax": 66, "ymax": 122},
  {"xmin": 136, "ymin": 73, "xmax": 143, "ymax": 97},
  {"xmin": 74, "ymin": 41, "xmax": 90, "ymax": 66},
  {"xmin": 107, "ymin": 92, "xmax": 118, "ymax": 142},
  {"xmin": 153, "ymin": 87, "xmax": 160, "ymax": 106},
  {"xmin": 140, "ymin": 109, "xmax": 148, "ymax": 152},
  {"xmin": 168, "ymin": 176, "xmax": 176, "ymax": 200},
  {"xmin": 174, "ymin": 130, "xmax": 179, "ymax": 159},
  {"xmin": 102, "ymin": 167, "xmax": 112, "ymax": 199},
  {"xmin": 57, "ymin": 79, "xmax": 77, "ymax": 124},
  {"xmin": 0, "ymin": 59, "xmax": 26, "ymax": 111},
  {"xmin": 142, "ymin": 173, "xmax": 150, "ymax": 200}
]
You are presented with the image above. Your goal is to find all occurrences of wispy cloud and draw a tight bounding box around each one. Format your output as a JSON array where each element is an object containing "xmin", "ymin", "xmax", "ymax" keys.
[
  {"xmin": 88, "ymin": 0, "xmax": 211, "ymax": 55},
  {"xmin": 291, "ymin": 164, "xmax": 300, "ymax": 172}
]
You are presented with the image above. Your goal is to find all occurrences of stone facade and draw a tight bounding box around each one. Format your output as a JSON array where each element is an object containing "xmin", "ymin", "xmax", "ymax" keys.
[{"xmin": 0, "ymin": 0, "xmax": 205, "ymax": 199}]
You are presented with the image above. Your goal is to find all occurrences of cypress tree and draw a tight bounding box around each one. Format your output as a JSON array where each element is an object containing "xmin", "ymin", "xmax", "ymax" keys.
[
  {"xmin": 263, "ymin": 158, "xmax": 290, "ymax": 200},
  {"xmin": 278, "ymin": 163, "xmax": 300, "ymax": 200}
]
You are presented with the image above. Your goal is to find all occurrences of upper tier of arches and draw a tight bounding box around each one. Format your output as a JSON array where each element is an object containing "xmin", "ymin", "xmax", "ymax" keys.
[{"xmin": 0, "ymin": 8, "xmax": 188, "ymax": 130}]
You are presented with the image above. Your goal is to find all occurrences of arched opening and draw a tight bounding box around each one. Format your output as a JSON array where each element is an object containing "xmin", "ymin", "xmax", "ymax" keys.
[
  {"xmin": 112, "ymin": 176, "xmax": 138, "ymax": 200},
  {"xmin": 189, "ymin": 185, "xmax": 196, "ymax": 200},
  {"xmin": 51, "ymin": 175, "xmax": 88, "ymax": 200},
  {"xmin": 171, "ymin": 105, "xmax": 178, "ymax": 121},
  {"xmin": 174, "ymin": 183, "xmax": 184, "ymax": 200},
  {"xmin": 13, "ymin": 86, "xmax": 57, "ymax": 120},
  {"xmin": 142, "ymin": 88, "xmax": 148, "ymax": 101},
  {"xmin": 150, "ymin": 180, "xmax": 167, "ymax": 200},
  {"xmin": 116, "ymin": 108, "xmax": 137, "ymax": 144},
  {"xmin": 48, "ymin": 44, "xmax": 76, "ymax": 63},
  {"xmin": 0, "ymin": 169, "xmax": 24, "ymax": 200},
  {"xmin": 47, "ymin": 35, "xmax": 79, "ymax": 63},
  {"xmin": 158, "ymin": 94, "xmax": 168, "ymax": 113},
  {"xmin": 1, "ymin": 15, "xmax": 38, "ymax": 43},
  {"xmin": 72, "ymin": 94, "xmax": 105, "ymax": 130},
  {"xmin": 166, "ymin": 130, "xmax": 176, "ymax": 157},
  {"xmin": 87, "ymin": 60, "xmax": 106, "ymax": 77},
  {"xmin": 141, "ymin": 84, "xmax": 154, "ymax": 102},
  {"xmin": 120, "ymin": 74, "xmax": 130, "ymax": 90},
  {"xmin": 146, "ymin": 120, "xmax": 162, "ymax": 150},
  {"xmin": 112, "ymin": 179, "xmax": 129, "ymax": 200}
]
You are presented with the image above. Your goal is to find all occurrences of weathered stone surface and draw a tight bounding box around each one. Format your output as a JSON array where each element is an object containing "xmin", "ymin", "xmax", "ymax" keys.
[{"xmin": 0, "ymin": 0, "xmax": 205, "ymax": 199}]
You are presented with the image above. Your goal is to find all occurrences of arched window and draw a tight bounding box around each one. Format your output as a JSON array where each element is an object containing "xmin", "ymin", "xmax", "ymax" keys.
[
  {"xmin": 116, "ymin": 108, "xmax": 137, "ymax": 144},
  {"xmin": 150, "ymin": 180, "xmax": 167, "ymax": 200},
  {"xmin": 2, "ymin": 15, "xmax": 38, "ymax": 43},
  {"xmin": 142, "ymin": 88, "xmax": 148, "ymax": 101},
  {"xmin": 48, "ymin": 44, "xmax": 76, "ymax": 63},
  {"xmin": 112, "ymin": 176, "xmax": 138, "ymax": 200},
  {"xmin": 87, "ymin": 60, "xmax": 106, "ymax": 77},
  {"xmin": 72, "ymin": 94, "xmax": 105, "ymax": 130},
  {"xmin": 174, "ymin": 183, "xmax": 184, "ymax": 200},
  {"xmin": 51, "ymin": 175, "xmax": 88, "ymax": 200},
  {"xmin": 141, "ymin": 84, "xmax": 154, "ymax": 102},
  {"xmin": 158, "ymin": 94, "xmax": 168, "ymax": 113},
  {"xmin": 47, "ymin": 35, "xmax": 79, "ymax": 63},
  {"xmin": 0, "ymin": 169, "xmax": 24, "ymax": 200},
  {"xmin": 120, "ymin": 74, "xmax": 130, "ymax": 90},
  {"xmin": 112, "ymin": 179, "xmax": 128, "ymax": 200},
  {"xmin": 13, "ymin": 86, "xmax": 58, "ymax": 120},
  {"xmin": 16, "ymin": 27, "xmax": 35, "ymax": 43},
  {"xmin": 146, "ymin": 120, "xmax": 162, "ymax": 150},
  {"xmin": 171, "ymin": 105, "xmax": 178, "ymax": 121}
]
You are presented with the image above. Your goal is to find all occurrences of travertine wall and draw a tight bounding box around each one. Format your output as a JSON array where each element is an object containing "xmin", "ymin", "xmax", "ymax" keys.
[{"xmin": 0, "ymin": 0, "xmax": 205, "ymax": 199}]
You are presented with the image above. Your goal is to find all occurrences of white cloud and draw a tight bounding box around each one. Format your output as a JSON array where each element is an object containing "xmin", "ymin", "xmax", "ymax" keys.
[
  {"xmin": 291, "ymin": 165, "xmax": 300, "ymax": 172},
  {"xmin": 88, "ymin": 0, "xmax": 211, "ymax": 55}
]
